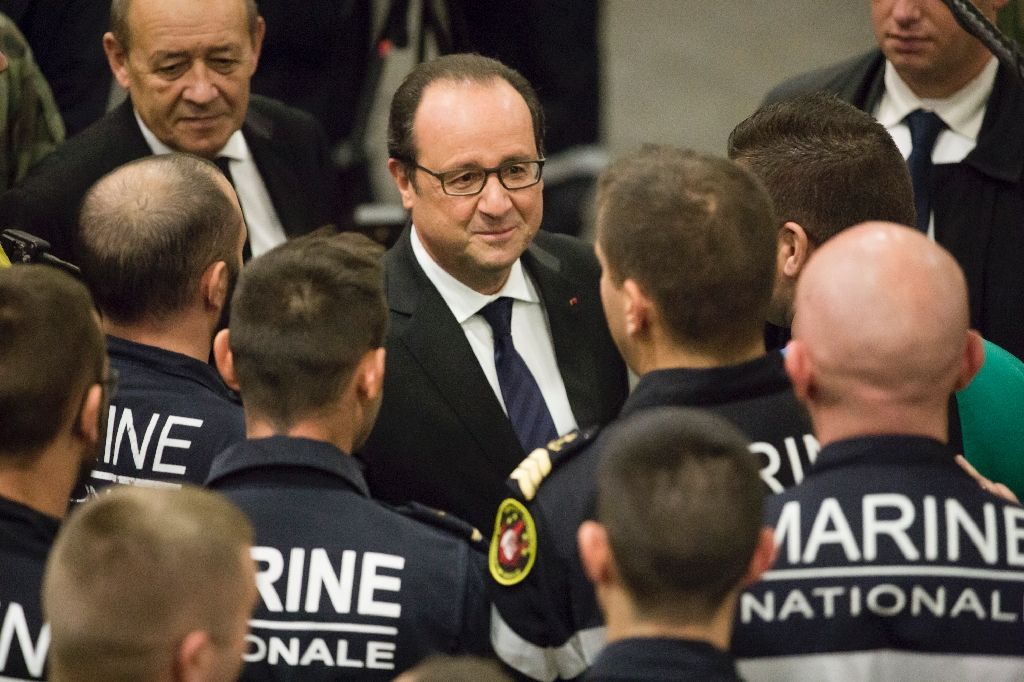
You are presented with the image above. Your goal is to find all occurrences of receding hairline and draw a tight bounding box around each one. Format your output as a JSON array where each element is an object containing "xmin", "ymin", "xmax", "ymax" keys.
[{"xmin": 110, "ymin": 0, "xmax": 261, "ymax": 51}]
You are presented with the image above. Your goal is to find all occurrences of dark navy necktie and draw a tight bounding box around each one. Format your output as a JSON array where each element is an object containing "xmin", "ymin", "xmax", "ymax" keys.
[
  {"xmin": 213, "ymin": 156, "xmax": 252, "ymax": 261},
  {"xmin": 905, "ymin": 109, "xmax": 946, "ymax": 233},
  {"xmin": 479, "ymin": 296, "xmax": 559, "ymax": 453}
]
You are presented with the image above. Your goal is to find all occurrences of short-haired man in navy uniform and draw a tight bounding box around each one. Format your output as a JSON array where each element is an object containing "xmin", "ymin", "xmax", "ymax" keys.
[
  {"xmin": 578, "ymin": 408, "xmax": 775, "ymax": 682},
  {"xmin": 732, "ymin": 222, "xmax": 1024, "ymax": 680},
  {"xmin": 488, "ymin": 147, "xmax": 815, "ymax": 680},
  {"xmin": 206, "ymin": 232, "xmax": 492, "ymax": 680},
  {"xmin": 0, "ymin": 265, "xmax": 107, "ymax": 680},
  {"xmin": 75, "ymin": 153, "xmax": 247, "ymax": 495}
]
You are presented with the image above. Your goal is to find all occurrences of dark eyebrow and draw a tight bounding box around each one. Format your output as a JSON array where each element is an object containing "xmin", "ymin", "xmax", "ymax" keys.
[{"xmin": 151, "ymin": 50, "xmax": 191, "ymax": 62}]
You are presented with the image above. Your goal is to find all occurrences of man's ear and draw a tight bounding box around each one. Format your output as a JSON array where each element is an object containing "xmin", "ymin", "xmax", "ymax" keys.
[
  {"xmin": 954, "ymin": 329, "xmax": 986, "ymax": 391},
  {"xmin": 214, "ymin": 329, "xmax": 240, "ymax": 392},
  {"xmin": 741, "ymin": 527, "xmax": 777, "ymax": 588},
  {"xmin": 784, "ymin": 339, "xmax": 813, "ymax": 404},
  {"xmin": 577, "ymin": 520, "xmax": 614, "ymax": 588},
  {"xmin": 357, "ymin": 347, "xmax": 386, "ymax": 401},
  {"xmin": 779, "ymin": 221, "xmax": 813, "ymax": 279},
  {"xmin": 387, "ymin": 159, "xmax": 417, "ymax": 210},
  {"xmin": 76, "ymin": 384, "xmax": 104, "ymax": 446},
  {"xmin": 622, "ymin": 279, "xmax": 652, "ymax": 338},
  {"xmin": 201, "ymin": 261, "xmax": 230, "ymax": 313},
  {"xmin": 175, "ymin": 630, "xmax": 214, "ymax": 682},
  {"xmin": 102, "ymin": 32, "xmax": 132, "ymax": 90}
]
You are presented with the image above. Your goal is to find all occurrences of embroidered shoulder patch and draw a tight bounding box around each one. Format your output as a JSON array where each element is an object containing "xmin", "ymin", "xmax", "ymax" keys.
[{"xmin": 489, "ymin": 497, "xmax": 538, "ymax": 586}]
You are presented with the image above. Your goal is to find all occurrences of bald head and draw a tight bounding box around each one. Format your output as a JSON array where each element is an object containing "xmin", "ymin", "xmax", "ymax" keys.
[
  {"xmin": 789, "ymin": 222, "xmax": 979, "ymax": 433},
  {"xmin": 78, "ymin": 153, "xmax": 245, "ymax": 325}
]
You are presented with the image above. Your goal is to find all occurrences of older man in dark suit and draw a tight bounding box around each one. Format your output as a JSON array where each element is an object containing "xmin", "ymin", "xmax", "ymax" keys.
[
  {"xmin": 0, "ymin": 0, "xmax": 336, "ymax": 262},
  {"xmin": 360, "ymin": 54, "xmax": 627, "ymax": 533}
]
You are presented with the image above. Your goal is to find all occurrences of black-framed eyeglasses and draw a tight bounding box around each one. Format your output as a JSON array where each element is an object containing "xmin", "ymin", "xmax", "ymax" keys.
[
  {"xmin": 412, "ymin": 159, "xmax": 545, "ymax": 196},
  {"xmin": 100, "ymin": 367, "xmax": 119, "ymax": 401}
]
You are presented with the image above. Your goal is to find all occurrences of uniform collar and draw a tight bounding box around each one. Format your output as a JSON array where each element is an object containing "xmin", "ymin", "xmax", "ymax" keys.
[
  {"xmin": 591, "ymin": 637, "xmax": 739, "ymax": 681},
  {"xmin": 204, "ymin": 435, "xmax": 370, "ymax": 497},
  {"xmin": 0, "ymin": 495, "xmax": 61, "ymax": 556},
  {"xmin": 409, "ymin": 225, "xmax": 538, "ymax": 324},
  {"xmin": 106, "ymin": 335, "xmax": 238, "ymax": 402},
  {"xmin": 623, "ymin": 352, "xmax": 790, "ymax": 418},
  {"xmin": 812, "ymin": 434, "xmax": 954, "ymax": 476}
]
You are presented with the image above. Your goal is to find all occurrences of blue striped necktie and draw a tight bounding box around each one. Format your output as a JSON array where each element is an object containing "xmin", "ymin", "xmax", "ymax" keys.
[
  {"xmin": 479, "ymin": 296, "xmax": 559, "ymax": 453},
  {"xmin": 905, "ymin": 109, "xmax": 946, "ymax": 233}
]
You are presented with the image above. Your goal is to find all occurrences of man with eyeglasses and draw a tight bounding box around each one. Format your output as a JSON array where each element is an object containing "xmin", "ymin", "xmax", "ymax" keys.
[
  {"xmin": 0, "ymin": 264, "xmax": 108, "ymax": 680},
  {"xmin": 359, "ymin": 54, "xmax": 627, "ymax": 533}
]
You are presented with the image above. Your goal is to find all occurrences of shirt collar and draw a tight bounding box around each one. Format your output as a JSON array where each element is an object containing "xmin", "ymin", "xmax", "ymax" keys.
[
  {"xmin": 409, "ymin": 225, "xmax": 538, "ymax": 323},
  {"xmin": 133, "ymin": 109, "xmax": 251, "ymax": 162},
  {"xmin": 877, "ymin": 57, "xmax": 998, "ymax": 140}
]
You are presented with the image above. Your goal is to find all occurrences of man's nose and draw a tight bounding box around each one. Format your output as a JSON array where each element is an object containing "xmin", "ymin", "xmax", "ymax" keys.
[
  {"xmin": 181, "ymin": 62, "xmax": 219, "ymax": 105},
  {"xmin": 476, "ymin": 173, "xmax": 513, "ymax": 216},
  {"xmin": 890, "ymin": 0, "xmax": 923, "ymax": 25}
]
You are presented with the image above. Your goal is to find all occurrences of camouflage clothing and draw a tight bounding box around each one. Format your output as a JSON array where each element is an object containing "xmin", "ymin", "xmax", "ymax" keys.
[{"xmin": 0, "ymin": 13, "xmax": 64, "ymax": 192}]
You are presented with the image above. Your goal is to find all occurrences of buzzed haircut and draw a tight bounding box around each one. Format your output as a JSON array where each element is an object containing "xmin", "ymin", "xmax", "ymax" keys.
[
  {"xmin": 77, "ymin": 153, "xmax": 244, "ymax": 325},
  {"xmin": 0, "ymin": 265, "xmax": 104, "ymax": 456},
  {"xmin": 228, "ymin": 232, "xmax": 387, "ymax": 429},
  {"xmin": 109, "ymin": 0, "xmax": 260, "ymax": 52},
  {"xmin": 596, "ymin": 406, "xmax": 762, "ymax": 624},
  {"xmin": 596, "ymin": 145, "xmax": 777, "ymax": 356},
  {"xmin": 43, "ymin": 485, "xmax": 254, "ymax": 682},
  {"xmin": 388, "ymin": 53, "xmax": 546, "ymax": 179},
  {"xmin": 727, "ymin": 92, "xmax": 916, "ymax": 244}
]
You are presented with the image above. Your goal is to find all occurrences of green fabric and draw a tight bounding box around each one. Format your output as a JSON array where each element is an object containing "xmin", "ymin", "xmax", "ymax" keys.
[
  {"xmin": 0, "ymin": 13, "xmax": 64, "ymax": 192},
  {"xmin": 958, "ymin": 339, "xmax": 1024, "ymax": 499}
]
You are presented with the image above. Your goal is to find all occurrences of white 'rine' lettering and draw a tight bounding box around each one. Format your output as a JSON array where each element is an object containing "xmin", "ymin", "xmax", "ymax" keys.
[
  {"xmin": 0, "ymin": 601, "xmax": 50, "ymax": 678},
  {"xmin": 102, "ymin": 406, "xmax": 201, "ymax": 475},
  {"xmin": 252, "ymin": 547, "xmax": 404, "ymax": 617},
  {"xmin": 752, "ymin": 434, "xmax": 820, "ymax": 494},
  {"xmin": 773, "ymin": 494, "xmax": 1022, "ymax": 565}
]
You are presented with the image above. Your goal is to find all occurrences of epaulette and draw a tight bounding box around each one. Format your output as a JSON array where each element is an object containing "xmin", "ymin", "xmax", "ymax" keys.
[
  {"xmin": 392, "ymin": 500, "xmax": 488, "ymax": 551},
  {"xmin": 505, "ymin": 425, "xmax": 601, "ymax": 502}
]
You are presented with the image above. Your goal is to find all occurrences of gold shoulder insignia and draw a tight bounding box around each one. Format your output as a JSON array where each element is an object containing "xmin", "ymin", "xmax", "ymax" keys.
[
  {"xmin": 507, "ymin": 428, "xmax": 597, "ymax": 501},
  {"xmin": 489, "ymin": 497, "xmax": 537, "ymax": 585}
]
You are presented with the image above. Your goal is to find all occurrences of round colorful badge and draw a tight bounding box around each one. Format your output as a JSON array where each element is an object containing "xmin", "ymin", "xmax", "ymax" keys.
[{"xmin": 489, "ymin": 498, "xmax": 538, "ymax": 585}]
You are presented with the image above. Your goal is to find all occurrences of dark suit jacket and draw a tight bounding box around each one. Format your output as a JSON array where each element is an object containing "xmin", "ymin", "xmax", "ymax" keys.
[
  {"xmin": 766, "ymin": 51, "xmax": 1024, "ymax": 361},
  {"xmin": 0, "ymin": 95, "xmax": 336, "ymax": 261},
  {"xmin": 359, "ymin": 228, "xmax": 628, "ymax": 531}
]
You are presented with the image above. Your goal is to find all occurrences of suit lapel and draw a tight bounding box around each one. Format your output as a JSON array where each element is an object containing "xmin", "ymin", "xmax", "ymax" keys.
[
  {"xmin": 242, "ymin": 106, "xmax": 306, "ymax": 238},
  {"xmin": 522, "ymin": 240, "xmax": 599, "ymax": 429},
  {"xmin": 387, "ymin": 230, "xmax": 523, "ymax": 471}
]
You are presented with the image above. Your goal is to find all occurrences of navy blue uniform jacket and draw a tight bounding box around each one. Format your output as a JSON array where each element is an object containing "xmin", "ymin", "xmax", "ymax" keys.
[
  {"xmin": 206, "ymin": 436, "xmax": 492, "ymax": 680},
  {"xmin": 491, "ymin": 353, "xmax": 814, "ymax": 680},
  {"xmin": 0, "ymin": 496, "xmax": 57, "ymax": 679},
  {"xmin": 733, "ymin": 435, "xmax": 1024, "ymax": 681},
  {"xmin": 84, "ymin": 335, "xmax": 244, "ymax": 495}
]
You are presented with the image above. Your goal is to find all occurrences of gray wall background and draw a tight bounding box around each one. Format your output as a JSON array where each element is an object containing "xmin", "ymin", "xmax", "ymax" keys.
[{"xmin": 367, "ymin": 2, "xmax": 877, "ymax": 202}]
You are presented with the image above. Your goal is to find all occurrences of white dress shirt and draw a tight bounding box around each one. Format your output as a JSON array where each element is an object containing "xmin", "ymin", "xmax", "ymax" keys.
[
  {"xmin": 135, "ymin": 112, "xmax": 288, "ymax": 256},
  {"xmin": 874, "ymin": 58, "xmax": 997, "ymax": 237},
  {"xmin": 410, "ymin": 226, "xmax": 578, "ymax": 438}
]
